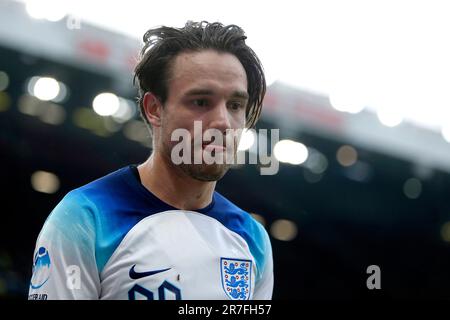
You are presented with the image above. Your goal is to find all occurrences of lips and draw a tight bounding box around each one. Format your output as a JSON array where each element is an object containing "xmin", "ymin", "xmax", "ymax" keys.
[{"xmin": 202, "ymin": 143, "xmax": 226, "ymax": 152}]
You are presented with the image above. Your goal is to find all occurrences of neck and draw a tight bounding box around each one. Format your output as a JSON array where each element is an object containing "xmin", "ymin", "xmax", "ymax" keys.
[{"xmin": 137, "ymin": 151, "xmax": 216, "ymax": 211}]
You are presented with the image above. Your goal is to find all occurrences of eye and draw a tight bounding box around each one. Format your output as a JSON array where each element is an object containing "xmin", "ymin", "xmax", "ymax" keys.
[
  {"xmin": 192, "ymin": 99, "xmax": 209, "ymax": 107},
  {"xmin": 228, "ymin": 101, "xmax": 244, "ymax": 111}
]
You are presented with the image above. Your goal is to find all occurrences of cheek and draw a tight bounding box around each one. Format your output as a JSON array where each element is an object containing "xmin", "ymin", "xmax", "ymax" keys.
[
  {"xmin": 161, "ymin": 106, "xmax": 181, "ymax": 132},
  {"xmin": 160, "ymin": 112, "xmax": 177, "ymax": 146},
  {"xmin": 161, "ymin": 112, "xmax": 195, "ymax": 146},
  {"xmin": 231, "ymin": 111, "xmax": 246, "ymax": 129}
]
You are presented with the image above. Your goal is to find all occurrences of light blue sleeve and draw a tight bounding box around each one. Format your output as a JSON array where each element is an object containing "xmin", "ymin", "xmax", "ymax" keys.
[
  {"xmin": 252, "ymin": 222, "xmax": 274, "ymax": 300},
  {"xmin": 28, "ymin": 190, "xmax": 101, "ymax": 300}
]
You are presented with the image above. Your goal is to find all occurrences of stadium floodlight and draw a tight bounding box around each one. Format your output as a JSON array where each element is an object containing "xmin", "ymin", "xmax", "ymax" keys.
[
  {"xmin": 273, "ymin": 139, "xmax": 308, "ymax": 165},
  {"xmin": 92, "ymin": 92, "xmax": 120, "ymax": 116},
  {"xmin": 31, "ymin": 77, "xmax": 60, "ymax": 101}
]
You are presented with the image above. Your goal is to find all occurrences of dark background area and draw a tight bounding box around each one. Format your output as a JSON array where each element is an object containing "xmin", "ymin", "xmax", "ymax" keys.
[{"xmin": 1, "ymin": 45, "xmax": 450, "ymax": 300}]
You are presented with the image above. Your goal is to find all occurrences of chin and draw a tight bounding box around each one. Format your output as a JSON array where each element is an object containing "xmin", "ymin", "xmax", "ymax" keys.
[{"xmin": 180, "ymin": 163, "xmax": 231, "ymax": 182}]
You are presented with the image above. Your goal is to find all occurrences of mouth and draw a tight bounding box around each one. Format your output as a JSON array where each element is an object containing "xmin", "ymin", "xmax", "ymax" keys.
[{"xmin": 202, "ymin": 143, "xmax": 226, "ymax": 152}]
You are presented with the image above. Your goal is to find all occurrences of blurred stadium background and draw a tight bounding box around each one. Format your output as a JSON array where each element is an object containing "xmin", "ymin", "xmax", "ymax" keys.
[{"xmin": 1, "ymin": 0, "xmax": 450, "ymax": 299}]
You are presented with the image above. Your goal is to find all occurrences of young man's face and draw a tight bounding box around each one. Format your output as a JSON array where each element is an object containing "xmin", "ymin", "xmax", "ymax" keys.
[{"xmin": 159, "ymin": 49, "xmax": 248, "ymax": 181}]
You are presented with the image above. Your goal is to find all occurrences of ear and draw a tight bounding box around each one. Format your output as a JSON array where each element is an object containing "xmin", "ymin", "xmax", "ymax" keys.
[{"xmin": 142, "ymin": 92, "xmax": 163, "ymax": 128}]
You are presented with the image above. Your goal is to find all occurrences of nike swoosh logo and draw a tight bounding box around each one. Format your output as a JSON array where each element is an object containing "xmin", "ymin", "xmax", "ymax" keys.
[{"xmin": 129, "ymin": 264, "xmax": 171, "ymax": 280}]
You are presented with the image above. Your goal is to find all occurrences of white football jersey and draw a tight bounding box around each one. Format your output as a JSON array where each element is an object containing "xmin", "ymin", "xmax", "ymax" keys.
[{"xmin": 28, "ymin": 165, "xmax": 274, "ymax": 300}]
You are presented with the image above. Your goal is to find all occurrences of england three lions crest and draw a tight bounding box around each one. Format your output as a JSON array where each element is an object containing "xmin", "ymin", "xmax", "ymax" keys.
[{"xmin": 220, "ymin": 257, "xmax": 252, "ymax": 300}]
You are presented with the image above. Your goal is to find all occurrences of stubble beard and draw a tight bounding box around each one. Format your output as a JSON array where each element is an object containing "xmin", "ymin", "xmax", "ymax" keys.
[
  {"xmin": 162, "ymin": 139, "xmax": 234, "ymax": 182},
  {"xmin": 180, "ymin": 162, "xmax": 231, "ymax": 182}
]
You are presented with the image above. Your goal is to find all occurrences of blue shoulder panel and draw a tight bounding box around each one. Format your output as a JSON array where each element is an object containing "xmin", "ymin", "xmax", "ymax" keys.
[
  {"xmin": 58, "ymin": 166, "xmax": 177, "ymax": 273},
  {"xmin": 204, "ymin": 192, "xmax": 270, "ymax": 281}
]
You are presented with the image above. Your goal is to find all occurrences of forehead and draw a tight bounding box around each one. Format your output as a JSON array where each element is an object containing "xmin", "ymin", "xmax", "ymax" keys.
[{"xmin": 167, "ymin": 50, "xmax": 248, "ymax": 96}]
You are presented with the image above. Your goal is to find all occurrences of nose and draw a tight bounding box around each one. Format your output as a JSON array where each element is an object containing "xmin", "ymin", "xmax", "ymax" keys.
[{"xmin": 209, "ymin": 101, "xmax": 231, "ymax": 133}]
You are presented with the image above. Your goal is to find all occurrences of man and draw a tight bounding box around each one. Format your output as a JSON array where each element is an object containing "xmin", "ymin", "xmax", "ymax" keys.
[{"xmin": 28, "ymin": 21, "xmax": 273, "ymax": 300}]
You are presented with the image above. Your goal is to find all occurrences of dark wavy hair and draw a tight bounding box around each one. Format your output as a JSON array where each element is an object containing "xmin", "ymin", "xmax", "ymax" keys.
[{"xmin": 133, "ymin": 21, "xmax": 266, "ymax": 130}]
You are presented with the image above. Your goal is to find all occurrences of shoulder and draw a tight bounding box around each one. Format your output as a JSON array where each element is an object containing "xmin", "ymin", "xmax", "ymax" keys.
[
  {"xmin": 44, "ymin": 166, "xmax": 130, "ymax": 228},
  {"xmin": 48, "ymin": 165, "xmax": 140, "ymax": 222},
  {"xmin": 74, "ymin": 166, "xmax": 133, "ymax": 205},
  {"xmin": 40, "ymin": 166, "xmax": 144, "ymax": 272},
  {"xmin": 209, "ymin": 192, "xmax": 271, "ymax": 279},
  {"xmin": 39, "ymin": 188, "xmax": 96, "ymax": 249},
  {"xmin": 212, "ymin": 191, "xmax": 268, "ymax": 236}
]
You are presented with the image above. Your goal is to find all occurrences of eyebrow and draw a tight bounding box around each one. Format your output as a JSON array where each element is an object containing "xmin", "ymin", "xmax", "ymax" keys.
[{"xmin": 184, "ymin": 89, "xmax": 249, "ymax": 100}]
